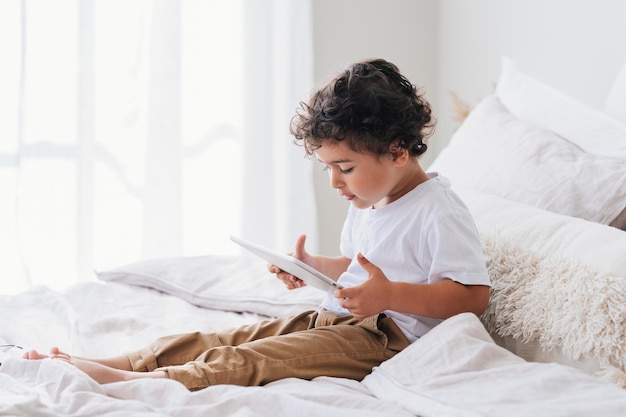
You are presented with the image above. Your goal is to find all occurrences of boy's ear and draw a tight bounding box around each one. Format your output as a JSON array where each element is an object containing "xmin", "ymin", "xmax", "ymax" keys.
[{"xmin": 389, "ymin": 141, "xmax": 409, "ymax": 164}]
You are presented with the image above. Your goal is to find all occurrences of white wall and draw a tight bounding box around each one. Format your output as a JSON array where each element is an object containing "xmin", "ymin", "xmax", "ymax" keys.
[
  {"xmin": 312, "ymin": 0, "xmax": 626, "ymax": 255},
  {"xmin": 311, "ymin": 0, "xmax": 438, "ymax": 255},
  {"xmin": 434, "ymin": 0, "xmax": 626, "ymax": 162}
]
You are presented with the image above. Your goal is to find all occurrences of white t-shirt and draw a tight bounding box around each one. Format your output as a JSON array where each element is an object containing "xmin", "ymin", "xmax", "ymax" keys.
[{"xmin": 320, "ymin": 173, "xmax": 490, "ymax": 342}]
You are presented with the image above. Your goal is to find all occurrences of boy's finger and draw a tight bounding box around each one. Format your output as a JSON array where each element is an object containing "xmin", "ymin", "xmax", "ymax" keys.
[
  {"xmin": 294, "ymin": 234, "xmax": 307, "ymax": 258},
  {"xmin": 356, "ymin": 253, "xmax": 377, "ymax": 273},
  {"xmin": 334, "ymin": 287, "xmax": 353, "ymax": 299}
]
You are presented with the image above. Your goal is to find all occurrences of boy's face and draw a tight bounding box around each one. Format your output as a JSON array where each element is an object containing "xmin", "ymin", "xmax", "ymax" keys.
[{"xmin": 315, "ymin": 140, "xmax": 407, "ymax": 210}]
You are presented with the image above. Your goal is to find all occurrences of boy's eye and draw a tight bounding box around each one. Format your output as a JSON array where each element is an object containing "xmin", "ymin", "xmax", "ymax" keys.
[{"xmin": 321, "ymin": 165, "xmax": 353, "ymax": 174}]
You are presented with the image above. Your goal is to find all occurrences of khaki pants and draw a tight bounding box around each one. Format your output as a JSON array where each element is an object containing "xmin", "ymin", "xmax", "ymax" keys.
[{"xmin": 126, "ymin": 309, "xmax": 410, "ymax": 390}]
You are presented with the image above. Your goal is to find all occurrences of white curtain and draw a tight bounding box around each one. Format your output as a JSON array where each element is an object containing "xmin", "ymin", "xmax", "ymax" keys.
[{"xmin": 0, "ymin": 0, "xmax": 317, "ymax": 294}]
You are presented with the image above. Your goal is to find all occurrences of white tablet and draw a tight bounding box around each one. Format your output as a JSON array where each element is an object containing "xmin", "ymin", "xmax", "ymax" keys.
[{"xmin": 230, "ymin": 235, "xmax": 342, "ymax": 293}]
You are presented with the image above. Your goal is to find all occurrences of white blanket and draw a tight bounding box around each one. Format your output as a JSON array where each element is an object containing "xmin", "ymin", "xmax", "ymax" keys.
[
  {"xmin": 363, "ymin": 313, "xmax": 626, "ymax": 417},
  {"xmin": 1, "ymin": 282, "xmax": 625, "ymax": 416},
  {"xmin": 0, "ymin": 358, "xmax": 411, "ymax": 417}
]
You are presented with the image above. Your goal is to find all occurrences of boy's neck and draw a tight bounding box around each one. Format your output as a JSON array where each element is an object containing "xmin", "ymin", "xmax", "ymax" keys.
[{"xmin": 375, "ymin": 163, "xmax": 430, "ymax": 209}]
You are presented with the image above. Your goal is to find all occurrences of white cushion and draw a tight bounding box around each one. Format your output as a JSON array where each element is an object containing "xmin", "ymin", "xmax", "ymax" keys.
[
  {"xmin": 495, "ymin": 57, "xmax": 626, "ymax": 160},
  {"xmin": 96, "ymin": 254, "xmax": 323, "ymax": 317},
  {"xmin": 459, "ymin": 189, "xmax": 626, "ymax": 275},
  {"xmin": 428, "ymin": 95, "xmax": 626, "ymax": 225}
]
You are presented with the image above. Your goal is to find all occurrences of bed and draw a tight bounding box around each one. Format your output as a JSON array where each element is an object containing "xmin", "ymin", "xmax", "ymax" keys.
[{"xmin": 2, "ymin": 58, "xmax": 626, "ymax": 416}]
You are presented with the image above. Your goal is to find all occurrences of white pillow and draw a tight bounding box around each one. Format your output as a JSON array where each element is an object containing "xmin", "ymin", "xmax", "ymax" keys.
[
  {"xmin": 605, "ymin": 60, "xmax": 626, "ymax": 125},
  {"xmin": 496, "ymin": 57, "xmax": 626, "ymax": 160},
  {"xmin": 428, "ymin": 95, "xmax": 626, "ymax": 225},
  {"xmin": 96, "ymin": 254, "xmax": 323, "ymax": 317},
  {"xmin": 456, "ymin": 188, "xmax": 626, "ymax": 375},
  {"xmin": 458, "ymin": 188, "xmax": 626, "ymax": 275}
]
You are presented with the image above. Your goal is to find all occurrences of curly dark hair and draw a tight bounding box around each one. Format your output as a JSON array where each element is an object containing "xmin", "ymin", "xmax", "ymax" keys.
[{"xmin": 290, "ymin": 59, "xmax": 435, "ymax": 158}]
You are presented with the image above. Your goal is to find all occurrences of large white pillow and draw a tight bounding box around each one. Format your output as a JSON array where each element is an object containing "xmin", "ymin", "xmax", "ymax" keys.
[
  {"xmin": 495, "ymin": 57, "xmax": 626, "ymax": 160},
  {"xmin": 96, "ymin": 254, "xmax": 323, "ymax": 317},
  {"xmin": 455, "ymin": 187, "xmax": 626, "ymax": 377},
  {"xmin": 428, "ymin": 95, "xmax": 626, "ymax": 225}
]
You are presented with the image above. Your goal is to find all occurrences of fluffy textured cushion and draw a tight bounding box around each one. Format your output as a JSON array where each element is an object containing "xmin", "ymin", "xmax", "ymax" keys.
[
  {"xmin": 455, "ymin": 188, "xmax": 626, "ymax": 377},
  {"xmin": 496, "ymin": 57, "xmax": 626, "ymax": 160},
  {"xmin": 428, "ymin": 95, "xmax": 626, "ymax": 225},
  {"xmin": 96, "ymin": 254, "xmax": 323, "ymax": 317}
]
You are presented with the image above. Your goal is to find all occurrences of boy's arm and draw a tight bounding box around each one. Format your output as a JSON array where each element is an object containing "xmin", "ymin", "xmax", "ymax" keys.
[
  {"xmin": 386, "ymin": 279, "xmax": 489, "ymax": 318},
  {"xmin": 335, "ymin": 253, "xmax": 490, "ymax": 319},
  {"xmin": 308, "ymin": 255, "xmax": 351, "ymax": 281}
]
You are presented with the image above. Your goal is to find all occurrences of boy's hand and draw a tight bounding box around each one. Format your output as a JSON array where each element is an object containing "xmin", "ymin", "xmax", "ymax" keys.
[
  {"xmin": 268, "ymin": 264, "xmax": 305, "ymax": 290},
  {"xmin": 335, "ymin": 253, "xmax": 392, "ymax": 319},
  {"xmin": 268, "ymin": 234, "xmax": 311, "ymax": 290}
]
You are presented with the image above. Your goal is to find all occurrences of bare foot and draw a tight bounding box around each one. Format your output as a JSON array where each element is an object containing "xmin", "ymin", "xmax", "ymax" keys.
[
  {"xmin": 23, "ymin": 349, "xmax": 50, "ymax": 360},
  {"xmin": 24, "ymin": 347, "xmax": 127, "ymax": 383},
  {"xmin": 23, "ymin": 346, "xmax": 69, "ymax": 360},
  {"xmin": 49, "ymin": 347, "xmax": 73, "ymax": 363},
  {"xmin": 23, "ymin": 346, "xmax": 169, "ymax": 384}
]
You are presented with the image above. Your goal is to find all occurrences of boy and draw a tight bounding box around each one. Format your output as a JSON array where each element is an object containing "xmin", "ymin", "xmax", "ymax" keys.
[{"xmin": 24, "ymin": 59, "xmax": 490, "ymax": 390}]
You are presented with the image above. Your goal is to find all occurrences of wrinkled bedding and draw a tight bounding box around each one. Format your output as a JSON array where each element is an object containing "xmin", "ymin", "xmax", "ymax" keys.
[{"xmin": 1, "ymin": 279, "xmax": 625, "ymax": 417}]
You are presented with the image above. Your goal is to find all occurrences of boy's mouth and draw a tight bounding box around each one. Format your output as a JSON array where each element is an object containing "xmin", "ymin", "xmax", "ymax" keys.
[{"xmin": 337, "ymin": 191, "xmax": 354, "ymax": 201}]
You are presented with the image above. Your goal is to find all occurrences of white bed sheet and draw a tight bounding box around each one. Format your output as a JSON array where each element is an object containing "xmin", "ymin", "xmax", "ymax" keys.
[
  {"xmin": 1, "ymin": 278, "xmax": 626, "ymax": 416},
  {"xmin": 0, "ymin": 282, "xmax": 412, "ymax": 417}
]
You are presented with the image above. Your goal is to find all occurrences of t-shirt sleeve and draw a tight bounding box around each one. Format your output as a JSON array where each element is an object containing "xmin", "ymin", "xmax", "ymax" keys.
[{"xmin": 422, "ymin": 209, "xmax": 491, "ymax": 286}]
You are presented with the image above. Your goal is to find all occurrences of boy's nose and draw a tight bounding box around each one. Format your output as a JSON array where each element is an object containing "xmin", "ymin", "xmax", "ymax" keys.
[{"xmin": 329, "ymin": 173, "xmax": 343, "ymax": 190}]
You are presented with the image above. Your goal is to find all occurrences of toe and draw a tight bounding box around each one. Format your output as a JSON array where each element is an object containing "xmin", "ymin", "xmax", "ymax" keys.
[{"xmin": 24, "ymin": 349, "xmax": 45, "ymax": 360}]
